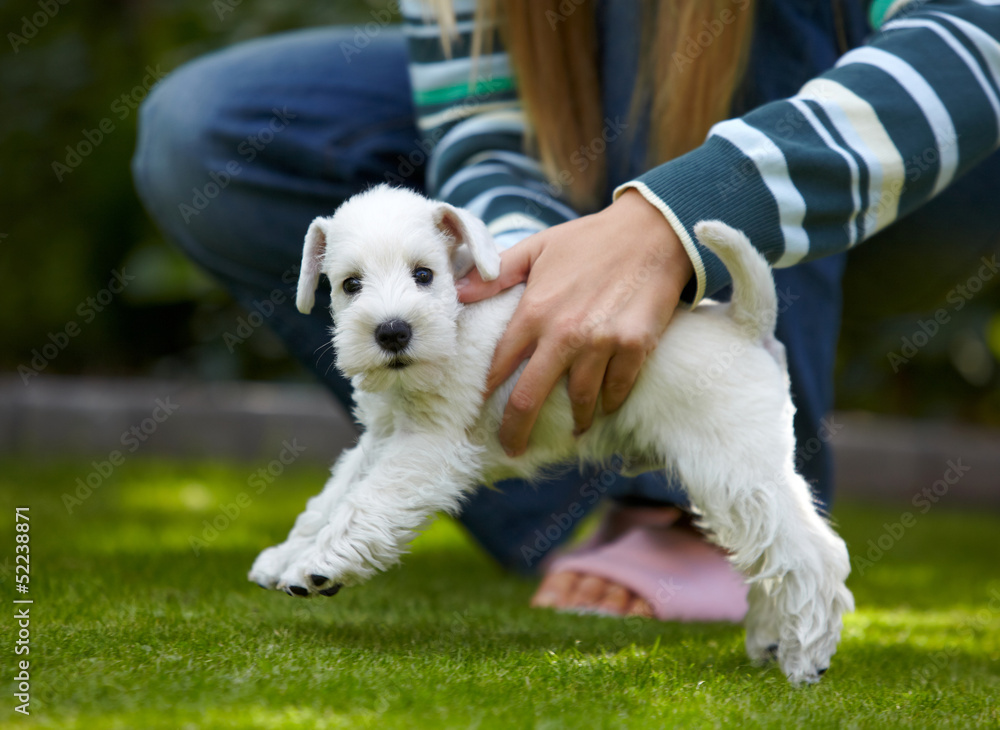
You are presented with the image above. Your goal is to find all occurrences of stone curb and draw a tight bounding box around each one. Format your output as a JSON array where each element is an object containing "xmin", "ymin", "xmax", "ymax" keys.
[
  {"xmin": 0, "ymin": 375, "xmax": 357, "ymax": 467},
  {"xmin": 1, "ymin": 375, "xmax": 997, "ymax": 508}
]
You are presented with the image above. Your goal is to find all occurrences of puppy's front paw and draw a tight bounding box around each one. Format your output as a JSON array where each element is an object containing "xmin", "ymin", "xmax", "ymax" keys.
[
  {"xmin": 247, "ymin": 535, "xmax": 314, "ymax": 591},
  {"xmin": 746, "ymin": 637, "xmax": 780, "ymax": 668},
  {"xmin": 276, "ymin": 523, "xmax": 394, "ymax": 596},
  {"xmin": 275, "ymin": 544, "xmax": 363, "ymax": 598},
  {"xmin": 276, "ymin": 556, "xmax": 345, "ymax": 598}
]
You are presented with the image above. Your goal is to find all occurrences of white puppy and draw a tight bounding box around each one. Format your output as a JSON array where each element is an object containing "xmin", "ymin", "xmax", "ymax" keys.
[{"xmin": 248, "ymin": 184, "xmax": 853, "ymax": 684}]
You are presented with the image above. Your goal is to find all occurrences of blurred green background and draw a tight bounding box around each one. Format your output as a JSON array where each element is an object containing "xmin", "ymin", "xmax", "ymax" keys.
[{"xmin": 1, "ymin": 0, "xmax": 998, "ymax": 424}]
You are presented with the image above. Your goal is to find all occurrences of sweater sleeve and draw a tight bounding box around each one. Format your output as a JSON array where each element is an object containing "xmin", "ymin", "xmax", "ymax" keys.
[
  {"xmin": 615, "ymin": 0, "xmax": 1000, "ymax": 305},
  {"xmin": 400, "ymin": 0, "xmax": 578, "ymax": 250}
]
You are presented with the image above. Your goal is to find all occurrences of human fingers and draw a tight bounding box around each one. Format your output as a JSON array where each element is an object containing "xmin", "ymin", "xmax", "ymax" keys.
[
  {"xmin": 600, "ymin": 283, "xmax": 679, "ymax": 413},
  {"xmin": 483, "ymin": 301, "xmax": 539, "ymax": 396},
  {"xmin": 567, "ymin": 346, "xmax": 612, "ymax": 435},
  {"xmin": 600, "ymin": 344, "xmax": 650, "ymax": 415},
  {"xmin": 455, "ymin": 235, "xmax": 539, "ymax": 304},
  {"xmin": 498, "ymin": 342, "xmax": 568, "ymax": 456}
]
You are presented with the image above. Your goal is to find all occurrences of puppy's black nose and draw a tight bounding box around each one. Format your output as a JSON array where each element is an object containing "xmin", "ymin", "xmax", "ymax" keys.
[{"xmin": 374, "ymin": 319, "xmax": 412, "ymax": 353}]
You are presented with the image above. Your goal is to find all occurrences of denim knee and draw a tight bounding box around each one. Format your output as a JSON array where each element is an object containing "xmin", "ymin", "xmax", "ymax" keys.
[
  {"xmin": 131, "ymin": 49, "xmax": 259, "ymax": 275},
  {"xmin": 132, "ymin": 42, "xmax": 235, "ymax": 203},
  {"xmin": 133, "ymin": 27, "xmax": 423, "ymax": 290}
]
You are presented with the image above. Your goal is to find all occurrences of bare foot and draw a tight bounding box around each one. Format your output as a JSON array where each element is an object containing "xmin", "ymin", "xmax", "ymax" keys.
[
  {"xmin": 530, "ymin": 504, "xmax": 675, "ymax": 618},
  {"xmin": 529, "ymin": 507, "xmax": 749, "ymax": 622},
  {"xmin": 531, "ymin": 571, "xmax": 654, "ymax": 617}
]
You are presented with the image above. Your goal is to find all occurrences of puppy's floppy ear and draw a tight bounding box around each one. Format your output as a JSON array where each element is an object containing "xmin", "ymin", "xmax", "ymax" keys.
[
  {"xmin": 432, "ymin": 203, "xmax": 501, "ymax": 282},
  {"xmin": 297, "ymin": 217, "xmax": 329, "ymax": 314}
]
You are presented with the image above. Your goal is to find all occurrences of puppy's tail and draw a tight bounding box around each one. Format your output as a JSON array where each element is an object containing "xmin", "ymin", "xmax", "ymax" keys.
[{"xmin": 694, "ymin": 221, "xmax": 777, "ymax": 342}]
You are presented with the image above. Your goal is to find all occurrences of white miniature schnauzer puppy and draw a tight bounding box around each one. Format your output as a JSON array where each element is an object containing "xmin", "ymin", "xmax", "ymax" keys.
[{"xmin": 249, "ymin": 184, "xmax": 853, "ymax": 684}]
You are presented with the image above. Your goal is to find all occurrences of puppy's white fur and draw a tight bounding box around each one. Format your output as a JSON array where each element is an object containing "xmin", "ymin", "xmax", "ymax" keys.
[{"xmin": 249, "ymin": 184, "xmax": 853, "ymax": 684}]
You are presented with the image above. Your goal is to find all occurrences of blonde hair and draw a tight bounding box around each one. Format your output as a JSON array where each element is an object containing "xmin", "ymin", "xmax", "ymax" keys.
[{"xmin": 428, "ymin": 0, "xmax": 757, "ymax": 212}]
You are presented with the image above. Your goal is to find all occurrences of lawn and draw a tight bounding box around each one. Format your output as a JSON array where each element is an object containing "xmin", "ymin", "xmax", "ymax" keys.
[{"xmin": 1, "ymin": 457, "xmax": 998, "ymax": 729}]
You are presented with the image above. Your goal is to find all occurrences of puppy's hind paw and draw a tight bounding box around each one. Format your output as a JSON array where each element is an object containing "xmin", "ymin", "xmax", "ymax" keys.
[
  {"xmin": 781, "ymin": 658, "xmax": 829, "ymax": 685},
  {"xmin": 776, "ymin": 628, "xmax": 842, "ymax": 685},
  {"xmin": 744, "ymin": 583, "xmax": 782, "ymax": 667},
  {"xmin": 746, "ymin": 641, "xmax": 779, "ymax": 667}
]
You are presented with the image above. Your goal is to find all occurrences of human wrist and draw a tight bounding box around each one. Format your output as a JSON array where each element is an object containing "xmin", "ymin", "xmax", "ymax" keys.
[{"xmin": 608, "ymin": 188, "xmax": 694, "ymax": 296}]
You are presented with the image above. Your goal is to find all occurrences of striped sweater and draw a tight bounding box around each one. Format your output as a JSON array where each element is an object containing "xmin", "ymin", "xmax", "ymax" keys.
[{"xmin": 400, "ymin": 0, "xmax": 1000, "ymax": 304}]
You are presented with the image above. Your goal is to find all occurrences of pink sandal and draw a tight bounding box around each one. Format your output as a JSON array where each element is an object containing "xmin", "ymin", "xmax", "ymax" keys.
[{"xmin": 541, "ymin": 507, "xmax": 749, "ymax": 622}]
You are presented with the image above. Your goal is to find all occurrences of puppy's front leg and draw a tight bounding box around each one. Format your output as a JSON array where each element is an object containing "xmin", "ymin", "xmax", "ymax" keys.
[
  {"xmin": 275, "ymin": 431, "xmax": 482, "ymax": 596},
  {"xmin": 248, "ymin": 431, "xmax": 383, "ymax": 592}
]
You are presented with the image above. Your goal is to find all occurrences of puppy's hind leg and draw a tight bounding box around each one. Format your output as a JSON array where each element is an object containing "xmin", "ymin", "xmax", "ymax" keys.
[
  {"xmin": 676, "ymin": 457, "xmax": 854, "ymax": 684},
  {"xmin": 744, "ymin": 581, "xmax": 781, "ymax": 666}
]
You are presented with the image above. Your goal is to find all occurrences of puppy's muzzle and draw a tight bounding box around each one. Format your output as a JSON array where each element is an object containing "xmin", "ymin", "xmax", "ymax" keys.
[{"xmin": 374, "ymin": 319, "xmax": 412, "ymax": 354}]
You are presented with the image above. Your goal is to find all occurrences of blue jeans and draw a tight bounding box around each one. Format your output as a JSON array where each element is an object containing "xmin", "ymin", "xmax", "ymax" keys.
[{"xmin": 132, "ymin": 25, "xmax": 848, "ymax": 574}]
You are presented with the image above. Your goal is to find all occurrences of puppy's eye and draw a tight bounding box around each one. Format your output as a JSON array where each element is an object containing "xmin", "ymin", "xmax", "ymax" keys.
[
  {"xmin": 413, "ymin": 267, "xmax": 433, "ymax": 286},
  {"xmin": 342, "ymin": 277, "xmax": 362, "ymax": 294}
]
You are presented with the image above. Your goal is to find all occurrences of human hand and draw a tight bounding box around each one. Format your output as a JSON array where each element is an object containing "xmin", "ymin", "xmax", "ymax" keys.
[{"xmin": 456, "ymin": 188, "xmax": 694, "ymax": 456}]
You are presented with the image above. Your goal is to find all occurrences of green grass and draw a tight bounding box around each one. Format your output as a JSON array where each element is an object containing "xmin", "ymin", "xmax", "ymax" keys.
[{"xmin": 1, "ymin": 458, "xmax": 998, "ymax": 729}]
